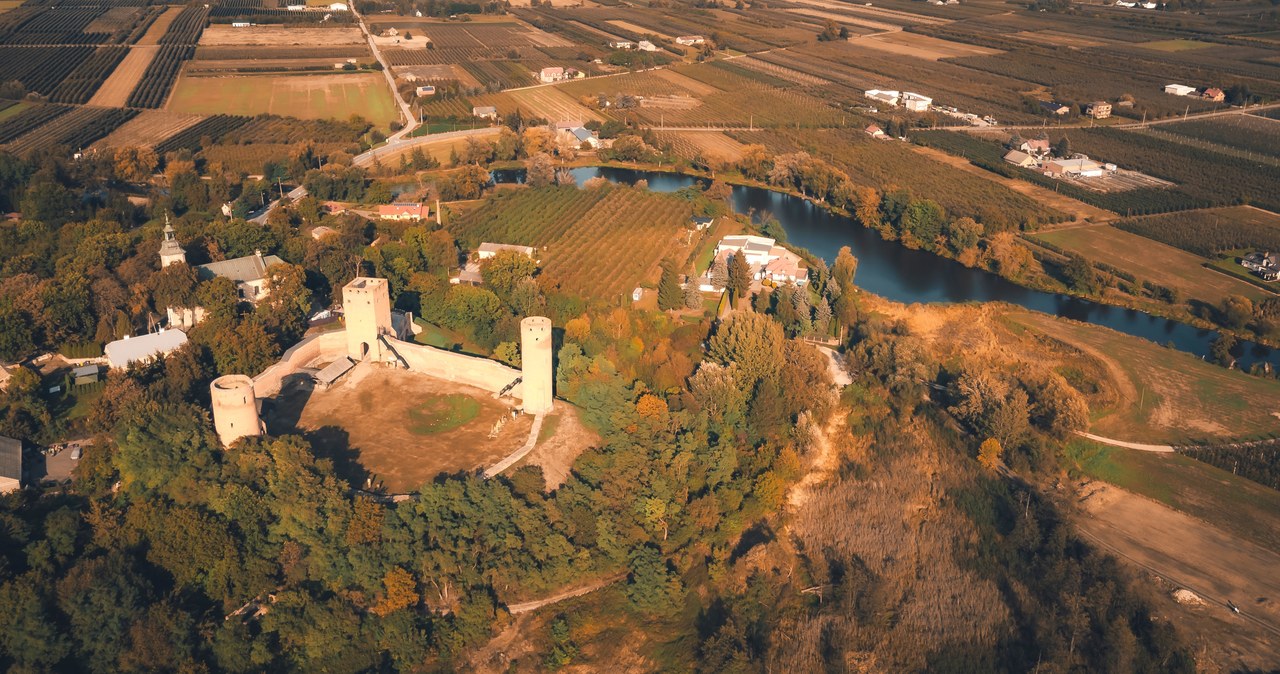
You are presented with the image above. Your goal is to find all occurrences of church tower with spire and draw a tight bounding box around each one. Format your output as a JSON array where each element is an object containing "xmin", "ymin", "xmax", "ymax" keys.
[{"xmin": 158, "ymin": 215, "xmax": 186, "ymax": 268}]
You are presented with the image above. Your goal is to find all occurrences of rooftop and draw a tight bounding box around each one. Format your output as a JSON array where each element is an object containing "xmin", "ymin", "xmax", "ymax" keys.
[
  {"xmin": 105, "ymin": 330, "xmax": 188, "ymax": 368},
  {"xmin": 0, "ymin": 435, "xmax": 19, "ymax": 481},
  {"xmin": 196, "ymin": 252, "xmax": 284, "ymax": 284}
]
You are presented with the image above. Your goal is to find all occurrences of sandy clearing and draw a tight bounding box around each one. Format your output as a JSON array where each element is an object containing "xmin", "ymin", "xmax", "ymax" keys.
[
  {"xmin": 199, "ymin": 24, "xmax": 365, "ymax": 46},
  {"xmin": 514, "ymin": 402, "xmax": 598, "ymax": 489},
  {"xmin": 88, "ymin": 46, "xmax": 159, "ymax": 107},
  {"xmin": 136, "ymin": 6, "xmax": 183, "ymax": 45}
]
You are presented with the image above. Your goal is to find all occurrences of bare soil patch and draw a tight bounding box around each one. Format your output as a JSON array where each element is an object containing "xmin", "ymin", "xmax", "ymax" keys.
[
  {"xmin": 514, "ymin": 403, "xmax": 598, "ymax": 489},
  {"xmin": 88, "ymin": 46, "xmax": 158, "ymax": 107},
  {"xmin": 1075, "ymin": 482, "xmax": 1280, "ymax": 667},
  {"xmin": 651, "ymin": 68, "xmax": 719, "ymax": 96},
  {"xmin": 92, "ymin": 109, "xmax": 205, "ymax": 150},
  {"xmin": 199, "ymin": 24, "xmax": 365, "ymax": 46},
  {"xmin": 266, "ymin": 364, "xmax": 533, "ymax": 493}
]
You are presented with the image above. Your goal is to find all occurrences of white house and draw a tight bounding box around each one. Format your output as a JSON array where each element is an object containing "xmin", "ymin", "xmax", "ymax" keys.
[
  {"xmin": 105, "ymin": 330, "xmax": 189, "ymax": 369},
  {"xmin": 609, "ymin": 40, "xmax": 634, "ymax": 49},
  {"xmin": 901, "ymin": 92, "xmax": 932, "ymax": 112},
  {"xmin": 675, "ymin": 35, "xmax": 705, "ymax": 45},
  {"xmin": 1020, "ymin": 138, "xmax": 1051, "ymax": 156},
  {"xmin": 637, "ymin": 40, "xmax": 658, "ymax": 52},
  {"xmin": 329, "ymin": 2, "xmax": 349, "ymax": 9},
  {"xmin": 473, "ymin": 105, "xmax": 498, "ymax": 120},
  {"xmin": 1242, "ymin": 251, "xmax": 1280, "ymax": 281},
  {"xmin": 286, "ymin": 4, "xmax": 305, "ymax": 10},
  {"xmin": 711, "ymin": 235, "xmax": 810, "ymax": 286},
  {"xmin": 231, "ymin": 21, "xmax": 252, "ymax": 28},
  {"xmin": 539, "ymin": 67, "xmax": 565, "ymax": 83},
  {"xmin": 415, "ymin": 85, "xmax": 437, "ymax": 97},
  {"xmin": 865, "ymin": 124, "xmax": 886, "ymax": 138},
  {"xmin": 1164, "ymin": 84, "xmax": 1196, "ymax": 96}
]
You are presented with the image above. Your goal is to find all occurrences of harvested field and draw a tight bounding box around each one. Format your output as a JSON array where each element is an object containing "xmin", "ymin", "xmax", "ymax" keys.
[
  {"xmin": 137, "ymin": 6, "xmax": 183, "ymax": 45},
  {"xmin": 195, "ymin": 46, "xmax": 369, "ymax": 61},
  {"xmin": 655, "ymin": 130, "xmax": 748, "ymax": 163},
  {"xmin": 651, "ymin": 68, "xmax": 719, "ymax": 96},
  {"xmin": 84, "ymin": 6, "xmax": 142, "ymax": 35},
  {"xmin": 1034, "ymin": 224, "xmax": 1271, "ymax": 306},
  {"xmin": 1139, "ymin": 39, "xmax": 1213, "ymax": 52},
  {"xmin": 854, "ymin": 30, "xmax": 1003, "ymax": 60},
  {"xmin": 199, "ymin": 24, "xmax": 364, "ymax": 46},
  {"xmin": 606, "ymin": 19, "xmax": 675, "ymax": 41},
  {"xmin": 88, "ymin": 46, "xmax": 158, "ymax": 107},
  {"xmin": 167, "ymin": 72, "xmax": 398, "ymax": 127},
  {"xmin": 788, "ymin": 0, "xmax": 951, "ymax": 25},
  {"xmin": 187, "ymin": 58, "xmax": 375, "ymax": 73},
  {"xmin": 268, "ymin": 364, "xmax": 534, "ymax": 493},
  {"xmin": 785, "ymin": 7, "xmax": 898, "ymax": 33},
  {"xmin": 1010, "ymin": 30, "xmax": 1110, "ymax": 49},
  {"xmin": 92, "ymin": 109, "xmax": 206, "ymax": 150}
]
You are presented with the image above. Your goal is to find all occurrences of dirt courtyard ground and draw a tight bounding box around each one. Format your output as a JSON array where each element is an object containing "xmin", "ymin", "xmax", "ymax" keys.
[{"xmin": 266, "ymin": 364, "xmax": 533, "ymax": 493}]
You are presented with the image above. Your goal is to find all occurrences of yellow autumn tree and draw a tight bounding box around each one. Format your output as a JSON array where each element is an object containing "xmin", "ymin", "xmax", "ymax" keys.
[
  {"xmin": 978, "ymin": 438, "xmax": 1004, "ymax": 471},
  {"xmin": 372, "ymin": 567, "xmax": 419, "ymax": 616}
]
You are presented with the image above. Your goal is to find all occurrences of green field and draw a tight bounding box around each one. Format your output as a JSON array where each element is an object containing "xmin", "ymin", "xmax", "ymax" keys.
[
  {"xmin": 1139, "ymin": 39, "xmax": 1213, "ymax": 52},
  {"xmin": 1006, "ymin": 311, "xmax": 1280, "ymax": 444},
  {"xmin": 1065, "ymin": 439, "xmax": 1280, "ymax": 550},
  {"xmin": 0, "ymin": 101, "xmax": 29, "ymax": 122},
  {"xmin": 407, "ymin": 393, "xmax": 481, "ymax": 435},
  {"xmin": 1034, "ymin": 224, "xmax": 1271, "ymax": 305},
  {"xmin": 167, "ymin": 72, "xmax": 398, "ymax": 127}
]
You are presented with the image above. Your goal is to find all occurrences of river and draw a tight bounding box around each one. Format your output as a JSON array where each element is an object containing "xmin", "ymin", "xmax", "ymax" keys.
[{"xmin": 492, "ymin": 166, "xmax": 1277, "ymax": 369}]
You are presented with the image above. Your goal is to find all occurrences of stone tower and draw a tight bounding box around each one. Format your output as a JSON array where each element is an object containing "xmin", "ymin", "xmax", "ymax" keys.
[
  {"xmin": 520, "ymin": 316, "xmax": 554, "ymax": 414},
  {"xmin": 210, "ymin": 374, "xmax": 263, "ymax": 447},
  {"xmin": 343, "ymin": 277, "xmax": 393, "ymax": 362},
  {"xmin": 158, "ymin": 218, "xmax": 186, "ymax": 268}
]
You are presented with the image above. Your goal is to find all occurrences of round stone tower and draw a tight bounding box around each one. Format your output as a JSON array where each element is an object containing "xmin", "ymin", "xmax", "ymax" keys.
[
  {"xmin": 520, "ymin": 316, "xmax": 554, "ymax": 414},
  {"xmin": 210, "ymin": 374, "xmax": 263, "ymax": 447}
]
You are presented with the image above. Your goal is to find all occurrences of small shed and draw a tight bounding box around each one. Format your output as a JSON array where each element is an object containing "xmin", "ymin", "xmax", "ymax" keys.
[
  {"xmin": 315, "ymin": 357, "xmax": 356, "ymax": 389},
  {"xmin": 71, "ymin": 364, "xmax": 101, "ymax": 386}
]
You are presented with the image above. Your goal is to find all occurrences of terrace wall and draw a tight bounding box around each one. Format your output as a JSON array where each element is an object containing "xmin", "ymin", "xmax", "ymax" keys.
[{"xmin": 385, "ymin": 337, "xmax": 523, "ymax": 397}]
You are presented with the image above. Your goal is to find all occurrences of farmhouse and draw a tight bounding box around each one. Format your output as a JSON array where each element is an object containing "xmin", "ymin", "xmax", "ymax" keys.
[
  {"xmin": 1242, "ymin": 251, "xmax": 1280, "ymax": 281},
  {"xmin": 609, "ymin": 40, "xmax": 634, "ymax": 49},
  {"xmin": 1004, "ymin": 150, "xmax": 1039, "ymax": 168},
  {"xmin": 1164, "ymin": 84, "xmax": 1196, "ymax": 96},
  {"xmin": 473, "ymin": 106, "xmax": 498, "ymax": 120},
  {"xmin": 378, "ymin": 203, "xmax": 428, "ymax": 221},
  {"xmin": 865, "ymin": 124, "xmax": 886, "ymax": 138},
  {"xmin": 105, "ymin": 330, "xmax": 189, "ymax": 369},
  {"xmin": 637, "ymin": 40, "xmax": 658, "ymax": 52},
  {"xmin": 1045, "ymin": 157, "xmax": 1104, "ymax": 177},
  {"xmin": 691, "ymin": 216, "xmax": 715, "ymax": 231},
  {"xmin": 560, "ymin": 126, "xmax": 601, "ymax": 149},
  {"xmin": 539, "ymin": 67, "xmax": 564, "ymax": 83},
  {"xmin": 415, "ymin": 85, "xmax": 436, "ymax": 97},
  {"xmin": 197, "ymin": 251, "xmax": 287, "ymax": 302},
  {"xmin": 1085, "ymin": 101, "xmax": 1112, "ymax": 119},
  {"xmin": 675, "ymin": 35, "xmax": 706, "ymax": 45},
  {"xmin": 1020, "ymin": 138, "xmax": 1051, "ymax": 156},
  {"xmin": 1201, "ymin": 87, "xmax": 1225, "ymax": 102},
  {"xmin": 901, "ymin": 92, "xmax": 932, "ymax": 112},
  {"xmin": 0, "ymin": 435, "xmax": 19, "ymax": 495},
  {"xmin": 1040, "ymin": 101, "xmax": 1070, "ymax": 116}
]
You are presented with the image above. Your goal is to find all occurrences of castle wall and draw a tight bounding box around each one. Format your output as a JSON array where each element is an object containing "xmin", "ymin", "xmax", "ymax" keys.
[
  {"xmin": 385, "ymin": 337, "xmax": 522, "ymax": 395},
  {"xmin": 252, "ymin": 330, "xmax": 348, "ymax": 398}
]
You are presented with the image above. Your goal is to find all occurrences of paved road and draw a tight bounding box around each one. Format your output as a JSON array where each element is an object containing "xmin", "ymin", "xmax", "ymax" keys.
[
  {"xmin": 936, "ymin": 101, "xmax": 1280, "ymax": 133},
  {"xmin": 352, "ymin": 3, "xmax": 417, "ymax": 143}
]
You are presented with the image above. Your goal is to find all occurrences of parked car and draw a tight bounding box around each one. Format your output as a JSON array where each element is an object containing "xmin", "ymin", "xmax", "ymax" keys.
[{"xmin": 70, "ymin": 446, "xmax": 82, "ymax": 461}]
